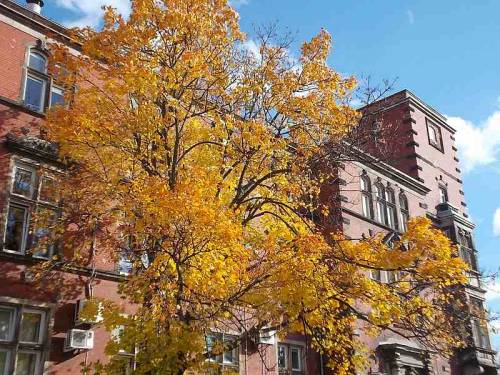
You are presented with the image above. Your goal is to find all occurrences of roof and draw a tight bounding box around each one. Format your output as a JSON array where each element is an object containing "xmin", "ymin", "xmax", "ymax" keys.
[
  {"xmin": 0, "ymin": 0, "xmax": 78, "ymax": 48},
  {"xmin": 361, "ymin": 89, "xmax": 456, "ymax": 134}
]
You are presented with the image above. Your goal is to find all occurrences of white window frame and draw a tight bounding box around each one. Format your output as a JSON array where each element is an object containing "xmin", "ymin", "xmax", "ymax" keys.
[
  {"xmin": 37, "ymin": 174, "xmax": 57, "ymax": 205},
  {"xmin": 11, "ymin": 164, "xmax": 37, "ymax": 200},
  {"xmin": 15, "ymin": 349, "xmax": 42, "ymax": 375},
  {"xmin": 426, "ymin": 120, "xmax": 443, "ymax": 151},
  {"xmin": 277, "ymin": 343, "xmax": 288, "ymax": 370},
  {"xmin": 290, "ymin": 346, "xmax": 303, "ymax": 371},
  {"xmin": 49, "ymin": 85, "xmax": 65, "ymax": 108},
  {"xmin": 23, "ymin": 48, "xmax": 66, "ymax": 113},
  {"xmin": 3, "ymin": 203, "xmax": 31, "ymax": 255},
  {"xmin": 374, "ymin": 184, "xmax": 386, "ymax": 225},
  {"xmin": 0, "ymin": 300, "xmax": 51, "ymax": 375},
  {"xmin": 19, "ymin": 309, "xmax": 46, "ymax": 345},
  {"xmin": 0, "ymin": 306, "xmax": 16, "ymax": 342},
  {"xmin": 205, "ymin": 332, "xmax": 239, "ymax": 367},
  {"xmin": 4, "ymin": 160, "xmax": 60, "ymax": 258},
  {"xmin": 360, "ymin": 175, "xmax": 373, "ymax": 220},
  {"xmin": 24, "ymin": 74, "xmax": 47, "ymax": 113},
  {"xmin": 277, "ymin": 341, "xmax": 306, "ymax": 373},
  {"xmin": 0, "ymin": 348, "xmax": 10, "ymax": 375}
]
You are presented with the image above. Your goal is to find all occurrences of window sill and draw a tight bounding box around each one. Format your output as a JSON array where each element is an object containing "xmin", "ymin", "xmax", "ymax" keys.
[
  {"xmin": 0, "ymin": 95, "xmax": 46, "ymax": 118},
  {"xmin": 0, "ymin": 249, "xmax": 126, "ymax": 282},
  {"xmin": 342, "ymin": 208, "xmax": 401, "ymax": 234}
]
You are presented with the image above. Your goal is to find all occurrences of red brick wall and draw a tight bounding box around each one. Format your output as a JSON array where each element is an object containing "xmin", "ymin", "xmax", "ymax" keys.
[{"xmin": 0, "ymin": 21, "xmax": 37, "ymax": 101}]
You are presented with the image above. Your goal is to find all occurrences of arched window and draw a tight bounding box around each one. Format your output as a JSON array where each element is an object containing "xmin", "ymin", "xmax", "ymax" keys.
[
  {"xmin": 28, "ymin": 51, "xmax": 47, "ymax": 73},
  {"xmin": 399, "ymin": 193, "xmax": 409, "ymax": 232},
  {"xmin": 23, "ymin": 48, "xmax": 65, "ymax": 112},
  {"xmin": 360, "ymin": 175, "xmax": 373, "ymax": 219},
  {"xmin": 374, "ymin": 183, "xmax": 386, "ymax": 225},
  {"xmin": 385, "ymin": 188, "xmax": 398, "ymax": 230},
  {"xmin": 24, "ymin": 50, "xmax": 48, "ymax": 111}
]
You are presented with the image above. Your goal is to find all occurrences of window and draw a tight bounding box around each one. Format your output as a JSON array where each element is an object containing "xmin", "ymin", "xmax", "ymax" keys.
[
  {"xmin": 470, "ymin": 298, "xmax": 491, "ymax": 350},
  {"xmin": 438, "ymin": 186, "xmax": 448, "ymax": 204},
  {"xmin": 3, "ymin": 162, "xmax": 59, "ymax": 258},
  {"xmin": 386, "ymin": 270, "xmax": 400, "ymax": 284},
  {"xmin": 0, "ymin": 304, "xmax": 48, "ymax": 375},
  {"xmin": 370, "ymin": 269, "xmax": 382, "ymax": 282},
  {"xmin": 278, "ymin": 343, "xmax": 305, "ymax": 373},
  {"xmin": 385, "ymin": 188, "xmax": 398, "ymax": 230},
  {"xmin": 458, "ymin": 230, "xmax": 478, "ymax": 272},
  {"xmin": 399, "ymin": 193, "xmax": 409, "ymax": 232},
  {"xmin": 374, "ymin": 184, "xmax": 386, "ymax": 225},
  {"xmin": 427, "ymin": 120, "xmax": 443, "ymax": 151},
  {"xmin": 12, "ymin": 165, "xmax": 36, "ymax": 199},
  {"xmin": 49, "ymin": 86, "xmax": 65, "ymax": 108},
  {"xmin": 23, "ymin": 49, "xmax": 65, "ymax": 112},
  {"xmin": 360, "ymin": 175, "xmax": 373, "ymax": 219},
  {"xmin": 205, "ymin": 333, "xmax": 239, "ymax": 368},
  {"xmin": 24, "ymin": 51, "xmax": 48, "ymax": 112}
]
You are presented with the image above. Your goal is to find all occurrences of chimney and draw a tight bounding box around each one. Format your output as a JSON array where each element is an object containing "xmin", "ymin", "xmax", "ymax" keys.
[{"xmin": 26, "ymin": 0, "xmax": 44, "ymax": 14}]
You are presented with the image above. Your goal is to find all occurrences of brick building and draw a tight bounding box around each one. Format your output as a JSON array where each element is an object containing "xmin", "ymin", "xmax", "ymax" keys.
[{"xmin": 0, "ymin": 1, "xmax": 496, "ymax": 374}]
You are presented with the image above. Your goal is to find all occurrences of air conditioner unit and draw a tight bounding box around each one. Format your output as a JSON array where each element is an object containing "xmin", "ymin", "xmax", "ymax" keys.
[
  {"xmin": 75, "ymin": 299, "xmax": 103, "ymax": 325},
  {"xmin": 64, "ymin": 329, "xmax": 94, "ymax": 351},
  {"xmin": 258, "ymin": 329, "xmax": 277, "ymax": 345}
]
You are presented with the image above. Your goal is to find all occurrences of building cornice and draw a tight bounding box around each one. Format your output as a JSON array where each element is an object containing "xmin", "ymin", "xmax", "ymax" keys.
[
  {"xmin": 360, "ymin": 89, "xmax": 456, "ymax": 134},
  {"xmin": 0, "ymin": 0, "xmax": 80, "ymax": 49},
  {"xmin": 345, "ymin": 145, "xmax": 431, "ymax": 196}
]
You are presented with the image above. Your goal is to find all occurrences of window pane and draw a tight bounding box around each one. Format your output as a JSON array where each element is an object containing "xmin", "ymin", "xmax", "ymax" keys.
[
  {"xmin": 5, "ymin": 206, "xmax": 28, "ymax": 252},
  {"xmin": 386, "ymin": 206, "xmax": 396, "ymax": 229},
  {"xmin": 0, "ymin": 307, "xmax": 14, "ymax": 341},
  {"xmin": 385, "ymin": 189, "xmax": 395, "ymax": 203},
  {"xmin": 371, "ymin": 269, "xmax": 381, "ymax": 281},
  {"xmin": 39, "ymin": 176, "xmax": 57, "ymax": 203},
  {"xmin": 400, "ymin": 212, "xmax": 409, "ymax": 232},
  {"xmin": 0, "ymin": 350, "xmax": 8, "ymax": 375},
  {"xmin": 118, "ymin": 254, "xmax": 133, "ymax": 275},
  {"xmin": 278, "ymin": 345, "xmax": 286, "ymax": 368},
  {"xmin": 28, "ymin": 52, "xmax": 46, "ymax": 73},
  {"xmin": 15, "ymin": 352, "xmax": 37, "ymax": 375},
  {"xmin": 223, "ymin": 335, "xmax": 237, "ymax": 364},
  {"xmin": 377, "ymin": 202, "xmax": 385, "ymax": 224},
  {"xmin": 362, "ymin": 195, "xmax": 371, "ymax": 218},
  {"xmin": 19, "ymin": 312, "xmax": 43, "ymax": 343},
  {"xmin": 32, "ymin": 208, "xmax": 57, "ymax": 259},
  {"xmin": 291, "ymin": 347, "xmax": 300, "ymax": 370},
  {"xmin": 428, "ymin": 125, "xmax": 437, "ymax": 143},
  {"xmin": 399, "ymin": 194, "xmax": 408, "ymax": 210},
  {"xmin": 24, "ymin": 76, "xmax": 45, "ymax": 112},
  {"xmin": 12, "ymin": 168, "xmax": 34, "ymax": 198},
  {"xmin": 50, "ymin": 87, "xmax": 65, "ymax": 107}
]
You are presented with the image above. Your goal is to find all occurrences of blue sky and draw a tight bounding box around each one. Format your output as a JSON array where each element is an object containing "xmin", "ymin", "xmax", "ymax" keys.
[{"xmin": 31, "ymin": 0, "xmax": 500, "ymax": 347}]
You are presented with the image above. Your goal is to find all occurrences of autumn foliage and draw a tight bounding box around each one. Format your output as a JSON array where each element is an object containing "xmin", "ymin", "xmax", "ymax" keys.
[{"xmin": 42, "ymin": 0, "xmax": 467, "ymax": 374}]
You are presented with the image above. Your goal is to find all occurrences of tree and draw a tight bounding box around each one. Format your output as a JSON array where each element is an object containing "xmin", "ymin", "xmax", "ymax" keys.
[{"xmin": 42, "ymin": 0, "xmax": 467, "ymax": 374}]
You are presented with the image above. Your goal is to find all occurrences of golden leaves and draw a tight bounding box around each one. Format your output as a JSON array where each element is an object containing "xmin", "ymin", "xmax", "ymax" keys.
[{"xmin": 43, "ymin": 0, "xmax": 467, "ymax": 374}]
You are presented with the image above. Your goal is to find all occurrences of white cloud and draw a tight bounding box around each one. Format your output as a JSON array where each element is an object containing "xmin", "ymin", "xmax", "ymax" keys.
[
  {"xmin": 406, "ymin": 10, "xmax": 414, "ymax": 25},
  {"xmin": 54, "ymin": 0, "xmax": 131, "ymax": 28},
  {"xmin": 494, "ymin": 208, "xmax": 500, "ymax": 236},
  {"xmin": 230, "ymin": 0, "xmax": 249, "ymax": 6},
  {"xmin": 486, "ymin": 277, "xmax": 500, "ymax": 302},
  {"xmin": 447, "ymin": 111, "xmax": 500, "ymax": 172},
  {"xmin": 242, "ymin": 39, "xmax": 260, "ymax": 58}
]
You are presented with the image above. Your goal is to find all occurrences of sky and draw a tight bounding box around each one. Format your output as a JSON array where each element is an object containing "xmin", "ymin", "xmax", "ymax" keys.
[{"xmin": 27, "ymin": 0, "xmax": 500, "ymax": 349}]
